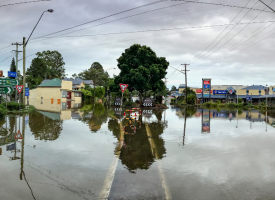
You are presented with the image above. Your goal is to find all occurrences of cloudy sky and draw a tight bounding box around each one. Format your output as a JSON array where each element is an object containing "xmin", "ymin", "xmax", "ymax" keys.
[{"xmin": 0, "ymin": 0, "xmax": 275, "ymax": 89}]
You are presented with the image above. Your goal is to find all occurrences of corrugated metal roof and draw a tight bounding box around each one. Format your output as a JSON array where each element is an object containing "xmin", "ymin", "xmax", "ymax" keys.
[
  {"xmin": 39, "ymin": 78, "xmax": 61, "ymax": 87},
  {"xmin": 242, "ymin": 85, "xmax": 267, "ymax": 90}
]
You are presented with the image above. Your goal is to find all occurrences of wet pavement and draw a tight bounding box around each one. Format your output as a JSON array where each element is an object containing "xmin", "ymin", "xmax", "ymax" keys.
[{"xmin": 1, "ymin": 102, "xmax": 275, "ymax": 199}]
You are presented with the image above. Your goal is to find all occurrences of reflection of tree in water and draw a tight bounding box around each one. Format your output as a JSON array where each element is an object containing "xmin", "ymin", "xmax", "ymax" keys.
[
  {"xmin": 81, "ymin": 103, "xmax": 108, "ymax": 132},
  {"xmin": 108, "ymin": 112, "xmax": 166, "ymax": 173},
  {"xmin": 29, "ymin": 112, "xmax": 63, "ymax": 141}
]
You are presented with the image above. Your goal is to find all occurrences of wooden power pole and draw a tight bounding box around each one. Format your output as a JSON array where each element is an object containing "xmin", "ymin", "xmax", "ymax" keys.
[{"xmin": 181, "ymin": 64, "xmax": 190, "ymax": 104}]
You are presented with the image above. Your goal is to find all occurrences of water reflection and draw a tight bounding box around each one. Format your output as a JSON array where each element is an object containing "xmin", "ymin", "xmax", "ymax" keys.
[
  {"xmin": 108, "ymin": 108, "xmax": 167, "ymax": 173},
  {"xmin": 29, "ymin": 112, "xmax": 63, "ymax": 141}
]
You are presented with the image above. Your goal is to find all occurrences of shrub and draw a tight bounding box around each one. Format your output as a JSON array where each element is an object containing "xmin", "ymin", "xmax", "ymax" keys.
[
  {"xmin": 203, "ymin": 102, "xmax": 213, "ymax": 108},
  {"xmin": 237, "ymin": 103, "xmax": 244, "ymax": 107},
  {"xmin": 226, "ymin": 103, "xmax": 235, "ymax": 108},
  {"xmin": 216, "ymin": 100, "xmax": 221, "ymax": 104},
  {"xmin": 171, "ymin": 98, "xmax": 176, "ymax": 103},
  {"xmin": 186, "ymin": 94, "xmax": 196, "ymax": 105},
  {"xmin": 1, "ymin": 102, "xmax": 25, "ymax": 111},
  {"xmin": 0, "ymin": 108, "xmax": 6, "ymax": 118},
  {"xmin": 124, "ymin": 100, "xmax": 136, "ymax": 108}
]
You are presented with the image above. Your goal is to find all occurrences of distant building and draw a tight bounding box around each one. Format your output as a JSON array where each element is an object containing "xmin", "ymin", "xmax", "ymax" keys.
[
  {"xmin": 26, "ymin": 78, "xmax": 82, "ymax": 112},
  {"xmin": 63, "ymin": 78, "xmax": 94, "ymax": 90}
]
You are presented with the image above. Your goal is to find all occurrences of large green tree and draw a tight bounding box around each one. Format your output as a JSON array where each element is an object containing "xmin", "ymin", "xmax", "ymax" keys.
[
  {"xmin": 26, "ymin": 58, "xmax": 47, "ymax": 89},
  {"xmin": 78, "ymin": 62, "xmax": 109, "ymax": 101},
  {"xmin": 114, "ymin": 44, "xmax": 169, "ymax": 101},
  {"xmin": 36, "ymin": 50, "xmax": 66, "ymax": 79},
  {"xmin": 171, "ymin": 85, "xmax": 177, "ymax": 91},
  {"xmin": 9, "ymin": 58, "xmax": 16, "ymax": 79}
]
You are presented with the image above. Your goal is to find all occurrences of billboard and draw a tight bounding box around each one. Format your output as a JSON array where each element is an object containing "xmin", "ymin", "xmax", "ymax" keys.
[{"xmin": 202, "ymin": 79, "xmax": 211, "ymax": 102}]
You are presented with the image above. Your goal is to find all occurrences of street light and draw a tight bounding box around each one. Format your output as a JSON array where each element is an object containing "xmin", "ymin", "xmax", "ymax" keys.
[
  {"xmin": 266, "ymin": 84, "xmax": 268, "ymax": 108},
  {"xmin": 23, "ymin": 9, "xmax": 53, "ymax": 105}
]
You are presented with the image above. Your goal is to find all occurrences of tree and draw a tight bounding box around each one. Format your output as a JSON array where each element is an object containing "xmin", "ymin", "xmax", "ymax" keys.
[
  {"xmin": 114, "ymin": 44, "xmax": 169, "ymax": 102},
  {"xmin": 9, "ymin": 58, "xmax": 16, "ymax": 79},
  {"xmin": 171, "ymin": 85, "xmax": 177, "ymax": 91},
  {"xmin": 26, "ymin": 58, "xmax": 47, "ymax": 89},
  {"xmin": 78, "ymin": 62, "xmax": 109, "ymax": 101},
  {"xmin": 36, "ymin": 50, "xmax": 66, "ymax": 79}
]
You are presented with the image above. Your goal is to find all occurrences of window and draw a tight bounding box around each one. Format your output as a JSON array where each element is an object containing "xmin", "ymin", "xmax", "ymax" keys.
[
  {"xmin": 259, "ymin": 90, "xmax": 261, "ymax": 95},
  {"xmin": 74, "ymin": 92, "xmax": 82, "ymax": 97},
  {"xmin": 246, "ymin": 90, "xmax": 249, "ymax": 95},
  {"xmin": 62, "ymin": 90, "xmax": 67, "ymax": 98}
]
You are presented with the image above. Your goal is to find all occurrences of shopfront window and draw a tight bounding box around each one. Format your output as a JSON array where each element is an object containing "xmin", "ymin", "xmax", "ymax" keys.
[{"xmin": 246, "ymin": 90, "xmax": 249, "ymax": 95}]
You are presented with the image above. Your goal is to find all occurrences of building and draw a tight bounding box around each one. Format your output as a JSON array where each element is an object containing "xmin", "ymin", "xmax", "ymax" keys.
[
  {"xmin": 196, "ymin": 85, "xmax": 268, "ymax": 104},
  {"xmin": 26, "ymin": 78, "xmax": 82, "ymax": 112},
  {"xmin": 63, "ymin": 78, "xmax": 94, "ymax": 90}
]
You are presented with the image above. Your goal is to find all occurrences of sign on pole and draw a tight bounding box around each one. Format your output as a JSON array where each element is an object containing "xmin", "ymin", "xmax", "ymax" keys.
[
  {"xmin": 0, "ymin": 87, "xmax": 14, "ymax": 94},
  {"xmin": 6, "ymin": 143, "xmax": 16, "ymax": 151},
  {"xmin": 15, "ymin": 130, "xmax": 23, "ymax": 139},
  {"xmin": 114, "ymin": 98, "xmax": 122, "ymax": 106},
  {"xmin": 0, "ymin": 71, "xmax": 3, "ymax": 77},
  {"xmin": 119, "ymin": 83, "xmax": 129, "ymax": 92},
  {"xmin": 16, "ymin": 85, "xmax": 24, "ymax": 94},
  {"xmin": 7, "ymin": 71, "xmax": 17, "ymax": 78},
  {"xmin": 202, "ymin": 78, "xmax": 211, "ymax": 103},
  {"xmin": 0, "ymin": 78, "xmax": 19, "ymax": 87}
]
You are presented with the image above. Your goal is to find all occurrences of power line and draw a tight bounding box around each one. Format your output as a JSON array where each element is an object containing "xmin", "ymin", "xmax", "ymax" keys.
[
  {"xmin": 30, "ymin": 0, "xmax": 168, "ymax": 40},
  {"xmin": 259, "ymin": 0, "xmax": 275, "ymax": 12},
  {"xmin": 189, "ymin": 0, "xmax": 252, "ymax": 63},
  {"xmin": 0, "ymin": 0, "xmax": 51, "ymax": 8},
  {"xmin": 0, "ymin": 55, "xmax": 13, "ymax": 63}
]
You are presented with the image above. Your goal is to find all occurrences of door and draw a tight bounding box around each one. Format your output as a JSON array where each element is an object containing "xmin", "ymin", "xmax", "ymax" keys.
[{"xmin": 67, "ymin": 91, "xmax": 71, "ymax": 100}]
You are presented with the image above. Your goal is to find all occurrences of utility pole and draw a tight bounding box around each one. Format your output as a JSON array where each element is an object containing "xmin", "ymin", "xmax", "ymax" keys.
[
  {"xmin": 181, "ymin": 64, "xmax": 190, "ymax": 104},
  {"xmin": 12, "ymin": 42, "xmax": 23, "ymax": 102},
  {"xmin": 23, "ymin": 37, "xmax": 26, "ymax": 105}
]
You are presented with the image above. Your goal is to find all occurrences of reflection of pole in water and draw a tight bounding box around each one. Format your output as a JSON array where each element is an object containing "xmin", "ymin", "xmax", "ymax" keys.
[
  {"xmin": 183, "ymin": 107, "xmax": 186, "ymax": 146},
  {"xmin": 266, "ymin": 111, "xmax": 267, "ymax": 132},
  {"xmin": 20, "ymin": 116, "xmax": 25, "ymax": 180},
  {"xmin": 236, "ymin": 109, "xmax": 238, "ymax": 128}
]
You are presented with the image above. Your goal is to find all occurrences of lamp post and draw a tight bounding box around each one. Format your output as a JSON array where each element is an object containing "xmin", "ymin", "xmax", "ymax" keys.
[
  {"xmin": 23, "ymin": 9, "xmax": 53, "ymax": 105},
  {"xmin": 266, "ymin": 84, "xmax": 268, "ymax": 109}
]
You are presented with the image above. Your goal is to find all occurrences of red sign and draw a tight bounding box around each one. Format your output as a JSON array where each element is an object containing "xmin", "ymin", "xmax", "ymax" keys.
[
  {"xmin": 15, "ymin": 130, "xmax": 23, "ymax": 139},
  {"xmin": 119, "ymin": 83, "xmax": 129, "ymax": 92},
  {"xmin": 204, "ymin": 80, "xmax": 210, "ymax": 84},
  {"xmin": 196, "ymin": 89, "xmax": 213, "ymax": 94},
  {"xmin": 16, "ymin": 85, "xmax": 24, "ymax": 94}
]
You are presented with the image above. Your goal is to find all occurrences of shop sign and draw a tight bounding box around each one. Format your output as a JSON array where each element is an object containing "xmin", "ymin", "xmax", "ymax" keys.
[{"xmin": 213, "ymin": 90, "xmax": 227, "ymax": 94}]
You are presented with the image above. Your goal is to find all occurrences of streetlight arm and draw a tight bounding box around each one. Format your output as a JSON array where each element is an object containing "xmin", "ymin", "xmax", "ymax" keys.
[{"xmin": 25, "ymin": 11, "xmax": 46, "ymax": 47}]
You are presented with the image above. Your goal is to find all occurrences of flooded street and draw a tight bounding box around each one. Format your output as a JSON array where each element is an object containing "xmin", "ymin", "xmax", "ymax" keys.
[{"xmin": 1, "ymin": 103, "xmax": 275, "ymax": 200}]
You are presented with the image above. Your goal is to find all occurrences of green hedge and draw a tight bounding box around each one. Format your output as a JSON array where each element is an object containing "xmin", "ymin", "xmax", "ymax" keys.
[
  {"xmin": 0, "ymin": 108, "xmax": 6, "ymax": 118},
  {"xmin": 1, "ymin": 102, "xmax": 25, "ymax": 111}
]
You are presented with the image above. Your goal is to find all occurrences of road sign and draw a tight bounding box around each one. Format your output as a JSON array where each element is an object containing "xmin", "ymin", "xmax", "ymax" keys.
[
  {"xmin": 246, "ymin": 97, "xmax": 251, "ymax": 101},
  {"xmin": 16, "ymin": 85, "xmax": 24, "ymax": 93},
  {"xmin": 25, "ymin": 87, "xmax": 29, "ymax": 92},
  {"xmin": 0, "ymin": 87, "xmax": 14, "ymax": 94},
  {"xmin": 143, "ymin": 98, "xmax": 153, "ymax": 107},
  {"xmin": 6, "ymin": 143, "xmax": 16, "ymax": 151},
  {"xmin": 25, "ymin": 91, "xmax": 29, "ymax": 96},
  {"xmin": 7, "ymin": 71, "xmax": 17, "ymax": 78},
  {"xmin": 119, "ymin": 83, "xmax": 128, "ymax": 92},
  {"xmin": 15, "ymin": 130, "xmax": 23, "ymax": 139},
  {"xmin": 0, "ymin": 71, "xmax": 2, "ymax": 77},
  {"xmin": 0, "ymin": 78, "xmax": 18, "ymax": 87},
  {"xmin": 114, "ymin": 98, "xmax": 122, "ymax": 105}
]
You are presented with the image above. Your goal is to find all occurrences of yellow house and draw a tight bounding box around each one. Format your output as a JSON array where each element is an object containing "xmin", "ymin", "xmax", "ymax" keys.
[{"xmin": 26, "ymin": 78, "xmax": 82, "ymax": 113}]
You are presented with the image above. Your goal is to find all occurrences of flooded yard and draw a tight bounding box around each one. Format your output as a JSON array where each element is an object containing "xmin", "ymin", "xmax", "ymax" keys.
[{"xmin": 1, "ymin": 103, "xmax": 275, "ymax": 199}]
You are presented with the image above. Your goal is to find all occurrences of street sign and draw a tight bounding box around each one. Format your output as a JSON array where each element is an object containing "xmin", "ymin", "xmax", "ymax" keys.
[
  {"xmin": 6, "ymin": 143, "xmax": 16, "ymax": 151},
  {"xmin": 7, "ymin": 71, "xmax": 17, "ymax": 78},
  {"xmin": 15, "ymin": 130, "xmax": 23, "ymax": 139},
  {"xmin": 25, "ymin": 91, "xmax": 29, "ymax": 96},
  {"xmin": 119, "ymin": 83, "xmax": 128, "ymax": 92},
  {"xmin": 16, "ymin": 85, "xmax": 24, "ymax": 93},
  {"xmin": 0, "ymin": 71, "xmax": 2, "ymax": 77},
  {"xmin": 114, "ymin": 98, "xmax": 122, "ymax": 105},
  {"xmin": 0, "ymin": 87, "xmax": 14, "ymax": 94},
  {"xmin": 25, "ymin": 88, "xmax": 29, "ymax": 92},
  {"xmin": 246, "ymin": 97, "xmax": 251, "ymax": 101},
  {"xmin": 143, "ymin": 98, "xmax": 153, "ymax": 107},
  {"xmin": 0, "ymin": 78, "xmax": 18, "ymax": 87}
]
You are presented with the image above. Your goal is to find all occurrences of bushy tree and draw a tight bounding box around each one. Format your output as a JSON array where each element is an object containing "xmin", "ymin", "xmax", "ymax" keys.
[
  {"xmin": 171, "ymin": 85, "xmax": 177, "ymax": 91},
  {"xmin": 114, "ymin": 44, "xmax": 169, "ymax": 101},
  {"xmin": 26, "ymin": 58, "xmax": 47, "ymax": 89},
  {"xmin": 36, "ymin": 50, "xmax": 66, "ymax": 79}
]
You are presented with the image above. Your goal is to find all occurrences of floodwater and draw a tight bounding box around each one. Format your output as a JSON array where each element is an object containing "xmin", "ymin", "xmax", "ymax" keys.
[{"xmin": 1, "ymin": 102, "xmax": 275, "ymax": 200}]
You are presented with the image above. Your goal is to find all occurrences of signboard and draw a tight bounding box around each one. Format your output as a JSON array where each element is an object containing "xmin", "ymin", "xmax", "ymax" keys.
[
  {"xmin": 7, "ymin": 71, "xmax": 17, "ymax": 78},
  {"xmin": 0, "ymin": 78, "xmax": 19, "ymax": 87},
  {"xmin": 15, "ymin": 130, "xmax": 23, "ymax": 139},
  {"xmin": 6, "ymin": 143, "xmax": 16, "ymax": 151},
  {"xmin": 204, "ymin": 84, "xmax": 210, "ymax": 89},
  {"xmin": 114, "ymin": 98, "xmax": 122, "ymax": 106},
  {"xmin": 0, "ymin": 87, "xmax": 13, "ymax": 94},
  {"xmin": 213, "ymin": 90, "xmax": 227, "ymax": 94},
  {"xmin": 202, "ymin": 78, "xmax": 211, "ymax": 102},
  {"xmin": 119, "ymin": 83, "xmax": 129, "ymax": 92},
  {"xmin": 143, "ymin": 98, "xmax": 153, "ymax": 107},
  {"xmin": 0, "ymin": 70, "xmax": 2, "ymax": 77},
  {"xmin": 203, "ymin": 80, "xmax": 210, "ymax": 85},
  {"xmin": 25, "ymin": 91, "xmax": 29, "ymax": 96},
  {"xmin": 246, "ymin": 97, "xmax": 251, "ymax": 101},
  {"xmin": 25, "ymin": 88, "xmax": 29, "ymax": 92},
  {"xmin": 16, "ymin": 85, "xmax": 23, "ymax": 93}
]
